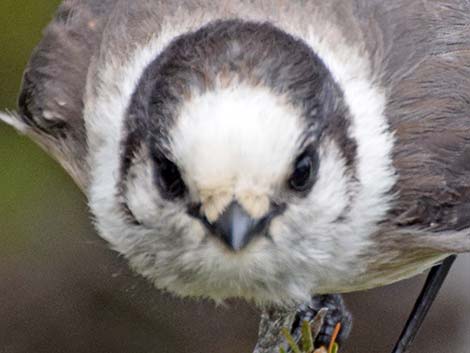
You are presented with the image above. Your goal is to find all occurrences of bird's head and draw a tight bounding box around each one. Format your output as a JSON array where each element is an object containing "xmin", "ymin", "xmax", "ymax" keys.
[{"xmin": 88, "ymin": 20, "xmax": 395, "ymax": 305}]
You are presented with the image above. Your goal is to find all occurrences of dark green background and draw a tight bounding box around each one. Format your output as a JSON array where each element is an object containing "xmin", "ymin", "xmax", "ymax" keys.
[{"xmin": 1, "ymin": 1, "xmax": 469, "ymax": 353}]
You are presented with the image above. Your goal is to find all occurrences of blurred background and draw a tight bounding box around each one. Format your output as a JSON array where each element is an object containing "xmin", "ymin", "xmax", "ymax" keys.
[{"xmin": 0, "ymin": 1, "xmax": 469, "ymax": 353}]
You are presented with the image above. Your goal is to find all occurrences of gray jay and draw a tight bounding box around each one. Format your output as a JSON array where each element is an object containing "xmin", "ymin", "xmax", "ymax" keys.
[{"xmin": 2, "ymin": 1, "xmax": 470, "ymax": 352}]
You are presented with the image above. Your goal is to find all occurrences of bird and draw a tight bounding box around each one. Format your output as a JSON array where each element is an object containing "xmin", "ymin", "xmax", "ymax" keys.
[{"xmin": 1, "ymin": 0, "xmax": 470, "ymax": 352}]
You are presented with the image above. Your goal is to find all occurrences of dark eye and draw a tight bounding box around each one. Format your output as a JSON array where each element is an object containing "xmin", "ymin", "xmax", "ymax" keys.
[
  {"xmin": 288, "ymin": 151, "xmax": 318, "ymax": 192},
  {"xmin": 154, "ymin": 155, "xmax": 186, "ymax": 199}
]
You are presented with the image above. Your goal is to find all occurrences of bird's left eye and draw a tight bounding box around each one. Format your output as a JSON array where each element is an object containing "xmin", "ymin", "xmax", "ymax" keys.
[{"xmin": 288, "ymin": 150, "xmax": 318, "ymax": 192}]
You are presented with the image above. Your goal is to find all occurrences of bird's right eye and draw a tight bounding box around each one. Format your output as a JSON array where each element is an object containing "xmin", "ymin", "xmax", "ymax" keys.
[{"xmin": 153, "ymin": 154, "xmax": 187, "ymax": 200}]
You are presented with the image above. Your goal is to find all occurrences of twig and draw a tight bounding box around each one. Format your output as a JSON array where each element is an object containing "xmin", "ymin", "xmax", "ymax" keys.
[
  {"xmin": 252, "ymin": 307, "xmax": 329, "ymax": 353},
  {"xmin": 253, "ymin": 306, "xmax": 297, "ymax": 353}
]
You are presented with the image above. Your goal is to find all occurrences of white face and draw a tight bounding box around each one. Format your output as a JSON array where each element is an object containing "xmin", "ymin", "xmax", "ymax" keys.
[
  {"xmin": 112, "ymin": 84, "xmax": 366, "ymax": 306},
  {"xmin": 171, "ymin": 85, "xmax": 304, "ymax": 222}
]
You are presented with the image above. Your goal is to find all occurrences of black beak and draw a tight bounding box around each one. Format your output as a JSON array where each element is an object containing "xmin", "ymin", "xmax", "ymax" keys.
[
  {"xmin": 189, "ymin": 201, "xmax": 285, "ymax": 251},
  {"xmin": 213, "ymin": 201, "xmax": 261, "ymax": 251}
]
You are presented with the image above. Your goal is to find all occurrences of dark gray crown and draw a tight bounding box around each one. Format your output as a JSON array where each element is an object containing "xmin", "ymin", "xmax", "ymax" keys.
[{"xmin": 120, "ymin": 20, "xmax": 357, "ymax": 198}]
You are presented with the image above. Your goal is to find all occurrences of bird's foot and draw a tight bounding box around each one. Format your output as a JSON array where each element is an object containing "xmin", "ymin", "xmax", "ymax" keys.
[
  {"xmin": 253, "ymin": 294, "xmax": 352, "ymax": 353},
  {"xmin": 288, "ymin": 294, "xmax": 352, "ymax": 352}
]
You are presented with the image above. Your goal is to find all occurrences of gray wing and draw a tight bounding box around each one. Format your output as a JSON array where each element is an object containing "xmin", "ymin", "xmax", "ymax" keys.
[
  {"xmin": 357, "ymin": 0, "xmax": 470, "ymax": 251},
  {"xmin": 5, "ymin": 0, "xmax": 118, "ymax": 191}
]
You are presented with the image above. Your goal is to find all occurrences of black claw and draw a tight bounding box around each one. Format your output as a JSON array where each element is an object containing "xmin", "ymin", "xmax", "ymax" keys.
[{"xmin": 291, "ymin": 294, "xmax": 352, "ymax": 349}]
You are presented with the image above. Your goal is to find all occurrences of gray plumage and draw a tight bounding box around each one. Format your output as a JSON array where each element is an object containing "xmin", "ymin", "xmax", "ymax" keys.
[
  {"xmin": 4, "ymin": 0, "xmax": 470, "ymax": 306},
  {"xmin": 16, "ymin": 0, "xmax": 470, "ymax": 242}
]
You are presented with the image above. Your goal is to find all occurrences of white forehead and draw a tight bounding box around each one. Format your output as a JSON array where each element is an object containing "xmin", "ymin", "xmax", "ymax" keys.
[{"xmin": 169, "ymin": 85, "xmax": 304, "ymax": 193}]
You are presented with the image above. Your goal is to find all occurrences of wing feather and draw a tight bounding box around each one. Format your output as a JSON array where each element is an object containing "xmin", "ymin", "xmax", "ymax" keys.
[
  {"xmin": 358, "ymin": 0, "xmax": 470, "ymax": 250},
  {"xmin": 2, "ymin": 0, "xmax": 118, "ymax": 191}
]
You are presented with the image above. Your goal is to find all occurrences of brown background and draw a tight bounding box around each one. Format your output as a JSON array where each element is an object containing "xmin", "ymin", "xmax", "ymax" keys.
[{"xmin": 1, "ymin": 1, "xmax": 469, "ymax": 352}]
